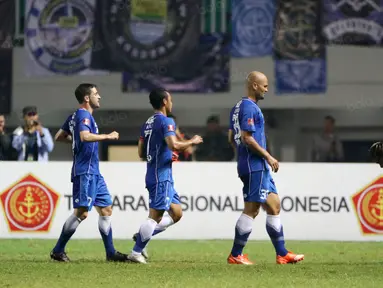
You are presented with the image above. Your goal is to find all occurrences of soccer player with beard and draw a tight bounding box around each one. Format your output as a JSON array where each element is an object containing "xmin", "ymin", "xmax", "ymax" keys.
[{"xmin": 51, "ymin": 83, "xmax": 128, "ymax": 262}]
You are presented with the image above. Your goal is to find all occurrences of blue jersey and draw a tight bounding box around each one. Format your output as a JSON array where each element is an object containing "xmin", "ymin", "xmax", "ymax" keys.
[
  {"xmin": 140, "ymin": 113, "xmax": 176, "ymax": 187},
  {"xmin": 61, "ymin": 108, "xmax": 100, "ymax": 179},
  {"xmin": 230, "ymin": 97, "xmax": 267, "ymax": 176}
]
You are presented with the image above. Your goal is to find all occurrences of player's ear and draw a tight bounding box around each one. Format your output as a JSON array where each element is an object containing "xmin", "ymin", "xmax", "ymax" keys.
[{"xmin": 84, "ymin": 95, "xmax": 90, "ymax": 103}]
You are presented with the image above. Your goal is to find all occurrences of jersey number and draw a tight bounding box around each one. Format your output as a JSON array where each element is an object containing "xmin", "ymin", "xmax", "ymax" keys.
[
  {"xmin": 232, "ymin": 105, "xmax": 241, "ymax": 146},
  {"xmin": 144, "ymin": 116, "xmax": 154, "ymax": 163}
]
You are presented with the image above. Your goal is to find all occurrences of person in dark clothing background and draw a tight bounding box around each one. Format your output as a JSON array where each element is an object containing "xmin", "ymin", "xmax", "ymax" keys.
[
  {"xmin": 0, "ymin": 114, "xmax": 12, "ymax": 160},
  {"xmin": 195, "ymin": 115, "xmax": 234, "ymax": 161}
]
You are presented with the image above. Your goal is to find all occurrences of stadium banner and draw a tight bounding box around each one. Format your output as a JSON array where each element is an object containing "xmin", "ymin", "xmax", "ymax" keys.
[
  {"xmin": 273, "ymin": 0, "xmax": 327, "ymax": 94},
  {"xmin": 90, "ymin": 0, "xmax": 230, "ymax": 93},
  {"xmin": 24, "ymin": 0, "xmax": 107, "ymax": 76},
  {"xmin": 0, "ymin": 0, "xmax": 14, "ymax": 114},
  {"xmin": 323, "ymin": 0, "xmax": 383, "ymax": 46},
  {"xmin": 231, "ymin": 0, "xmax": 275, "ymax": 58},
  {"xmin": 1, "ymin": 162, "xmax": 383, "ymax": 241}
]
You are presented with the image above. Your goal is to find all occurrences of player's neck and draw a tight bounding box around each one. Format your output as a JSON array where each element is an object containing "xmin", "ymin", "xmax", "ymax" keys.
[
  {"xmin": 79, "ymin": 104, "xmax": 93, "ymax": 114},
  {"xmin": 246, "ymin": 94, "xmax": 258, "ymax": 103},
  {"xmin": 154, "ymin": 109, "xmax": 167, "ymax": 116}
]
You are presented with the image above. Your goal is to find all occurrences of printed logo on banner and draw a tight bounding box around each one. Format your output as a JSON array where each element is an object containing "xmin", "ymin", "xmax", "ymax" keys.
[
  {"xmin": 323, "ymin": 0, "xmax": 383, "ymax": 45},
  {"xmin": 352, "ymin": 176, "xmax": 383, "ymax": 235},
  {"xmin": 0, "ymin": 174, "xmax": 60, "ymax": 232},
  {"xmin": 92, "ymin": 0, "xmax": 230, "ymax": 93},
  {"xmin": 231, "ymin": 0, "xmax": 275, "ymax": 57},
  {"xmin": 274, "ymin": 1, "xmax": 322, "ymax": 60},
  {"xmin": 274, "ymin": 0, "xmax": 326, "ymax": 94},
  {"xmin": 26, "ymin": 0, "xmax": 95, "ymax": 74},
  {"xmin": 275, "ymin": 59, "xmax": 327, "ymax": 93},
  {"xmin": 93, "ymin": 0, "xmax": 198, "ymax": 72}
]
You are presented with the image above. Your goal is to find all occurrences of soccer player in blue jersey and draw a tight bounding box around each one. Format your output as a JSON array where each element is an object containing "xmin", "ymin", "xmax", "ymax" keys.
[
  {"xmin": 227, "ymin": 71, "xmax": 304, "ymax": 265},
  {"xmin": 128, "ymin": 88, "xmax": 203, "ymax": 264},
  {"xmin": 50, "ymin": 83, "xmax": 128, "ymax": 262}
]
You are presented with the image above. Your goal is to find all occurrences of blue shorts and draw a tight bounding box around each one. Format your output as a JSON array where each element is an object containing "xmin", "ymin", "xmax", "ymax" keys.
[
  {"xmin": 240, "ymin": 170, "xmax": 278, "ymax": 203},
  {"xmin": 72, "ymin": 174, "xmax": 113, "ymax": 211},
  {"xmin": 147, "ymin": 181, "xmax": 180, "ymax": 211}
]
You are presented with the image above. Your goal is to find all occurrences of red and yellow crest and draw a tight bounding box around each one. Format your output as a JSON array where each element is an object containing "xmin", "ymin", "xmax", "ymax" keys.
[
  {"xmin": 352, "ymin": 176, "xmax": 383, "ymax": 235},
  {"xmin": 0, "ymin": 174, "xmax": 60, "ymax": 232}
]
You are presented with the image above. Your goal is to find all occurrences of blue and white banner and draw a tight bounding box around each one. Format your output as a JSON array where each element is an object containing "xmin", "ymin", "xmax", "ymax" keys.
[
  {"xmin": 90, "ymin": 0, "xmax": 230, "ymax": 93},
  {"xmin": 231, "ymin": 0, "xmax": 275, "ymax": 58},
  {"xmin": 323, "ymin": 0, "xmax": 383, "ymax": 46},
  {"xmin": 274, "ymin": 0, "xmax": 327, "ymax": 94},
  {"xmin": 24, "ymin": 0, "xmax": 106, "ymax": 76}
]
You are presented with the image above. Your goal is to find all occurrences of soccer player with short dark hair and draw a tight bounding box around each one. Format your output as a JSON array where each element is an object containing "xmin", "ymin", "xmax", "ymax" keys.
[
  {"xmin": 50, "ymin": 83, "xmax": 128, "ymax": 262},
  {"xmin": 129, "ymin": 88, "xmax": 203, "ymax": 264}
]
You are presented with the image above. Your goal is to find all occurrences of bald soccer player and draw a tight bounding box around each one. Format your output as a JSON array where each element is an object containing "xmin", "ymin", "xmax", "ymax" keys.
[{"xmin": 227, "ymin": 71, "xmax": 304, "ymax": 265}]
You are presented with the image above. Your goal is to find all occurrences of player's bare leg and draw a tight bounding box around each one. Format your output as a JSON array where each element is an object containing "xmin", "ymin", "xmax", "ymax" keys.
[
  {"xmin": 132, "ymin": 203, "xmax": 183, "ymax": 260},
  {"xmin": 262, "ymin": 193, "xmax": 304, "ymax": 264},
  {"xmin": 128, "ymin": 208, "xmax": 165, "ymax": 264},
  {"xmin": 50, "ymin": 207, "xmax": 87, "ymax": 262},
  {"xmin": 95, "ymin": 206, "xmax": 129, "ymax": 262},
  {"xmin": 227, "ymin": 202, "xmax": 260, "ymax": 265}
]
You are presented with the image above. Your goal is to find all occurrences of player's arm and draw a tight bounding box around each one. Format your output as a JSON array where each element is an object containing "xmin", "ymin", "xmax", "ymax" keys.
[
  {"xmin": 55, "ymin": 116, "xmax": 72, "ymax": 143},
  {"xmin": 163, "ymin": 118, "xmax": 202, "ymax": 151},
  {"xmin": 175, "ymin": 128, "xmax": 194, "ymax": 154},
  {"xmin": 241, "ymin": 131, "xmax": 278, "ymax": 172},
  {"xmin": 165, "ymin": 135, "xmax": 197, "ymax": 151},
  {"xmin": 138, "ymin": 137, "xmax": 145, "ymax": 159},
  {"xmin": 228, "ymin": 129, "xmax": 236, "ymax": 150},
  {"xmin": 241, "ymin": 131, "xmax": 270, "ymax": 159},
  {"xmin": 54, "ymin": 129, "xmax": 72, "ymax": 143},
  {"xmin": 78, "ymin": 116, "xmax": 118, "ymax": 142},
  {"xmin": 80, "ymin": 130, "xmax": 118, "ymax": 142},
  {"xmin": 240, "ymin": 108, "xmax": 279, "ymax": 172}
]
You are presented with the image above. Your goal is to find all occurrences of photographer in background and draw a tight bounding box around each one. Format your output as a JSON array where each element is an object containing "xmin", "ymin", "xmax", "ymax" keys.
[{"xmin": 12, "ymin": 106, "xmax": 54, "ymax": 161}]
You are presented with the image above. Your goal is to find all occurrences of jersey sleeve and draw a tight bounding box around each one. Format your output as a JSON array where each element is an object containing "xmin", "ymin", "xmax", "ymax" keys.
[
  {"xmin": 61, "ymin": 115, "xmax": 72, "ymax": 134},
  {"xmin": 162, "ymin": 117, "xmax": 177, "ymax": 138},
  {"xmin": 77, "ymin": 111, "xmax": 92, "ymax": 132},
  {"xmin": 240, "ymin": 104, "xmax": 256, "ymax": 132}
]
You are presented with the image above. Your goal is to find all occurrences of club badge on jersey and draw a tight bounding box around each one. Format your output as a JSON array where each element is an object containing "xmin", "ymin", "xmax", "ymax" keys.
[{"xmin": 168, "ymin": 125, "xmax": 175, "ymax": 132}]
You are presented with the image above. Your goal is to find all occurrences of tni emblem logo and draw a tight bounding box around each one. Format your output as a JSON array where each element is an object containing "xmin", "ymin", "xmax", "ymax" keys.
[
  {"xmin": 352, "ymin": 176, "xmax": 383, "ymax": 234},
  {"xmin": 0, "ymin": 174, "xmax": 60, "ymax": 232}
]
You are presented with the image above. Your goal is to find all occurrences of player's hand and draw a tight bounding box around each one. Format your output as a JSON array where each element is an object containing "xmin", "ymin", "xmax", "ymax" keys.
[
  {"xmin": 266, "ymin": 155, "xmax": 279, "ymax": 172},
  {"xmin": 172, "ymin": 151, "xmax": 179, "ymax": 162},
  {"xmin": 191, "ymin": 135, "xmax": 203, "ymax": 145},
  {"xmin": 107, "ymin": 131, "xmax": 119, "ymax": 140}
]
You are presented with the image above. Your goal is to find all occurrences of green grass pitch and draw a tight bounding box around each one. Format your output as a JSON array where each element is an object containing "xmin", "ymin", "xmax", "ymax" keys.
[{"xmin": 0, "ymin": 239, "xmax": 382, "ymax": 288}]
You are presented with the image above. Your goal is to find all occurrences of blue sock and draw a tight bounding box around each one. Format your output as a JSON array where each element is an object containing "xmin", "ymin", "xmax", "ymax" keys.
[
  {"xmin": 99, "ymin": 216, "xmax": 116, "ymax": 257},
  {"xmin": 133, "ymin": 218, "xmax": 157, "ymax": 253},
  {"xmin": 152, "ymin": 229, "xmax": 163, "ymax": 236},
  {"xmin": 53, "ymin": 214, "xmax": 81, "ymax": 253},
  {"xmin": 266, "ymin": 214, "xmax": 288, "ymax": 256},
  {"xmin": 231, "ymin": 214, "xmax": 253, "ymax": 257}
]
